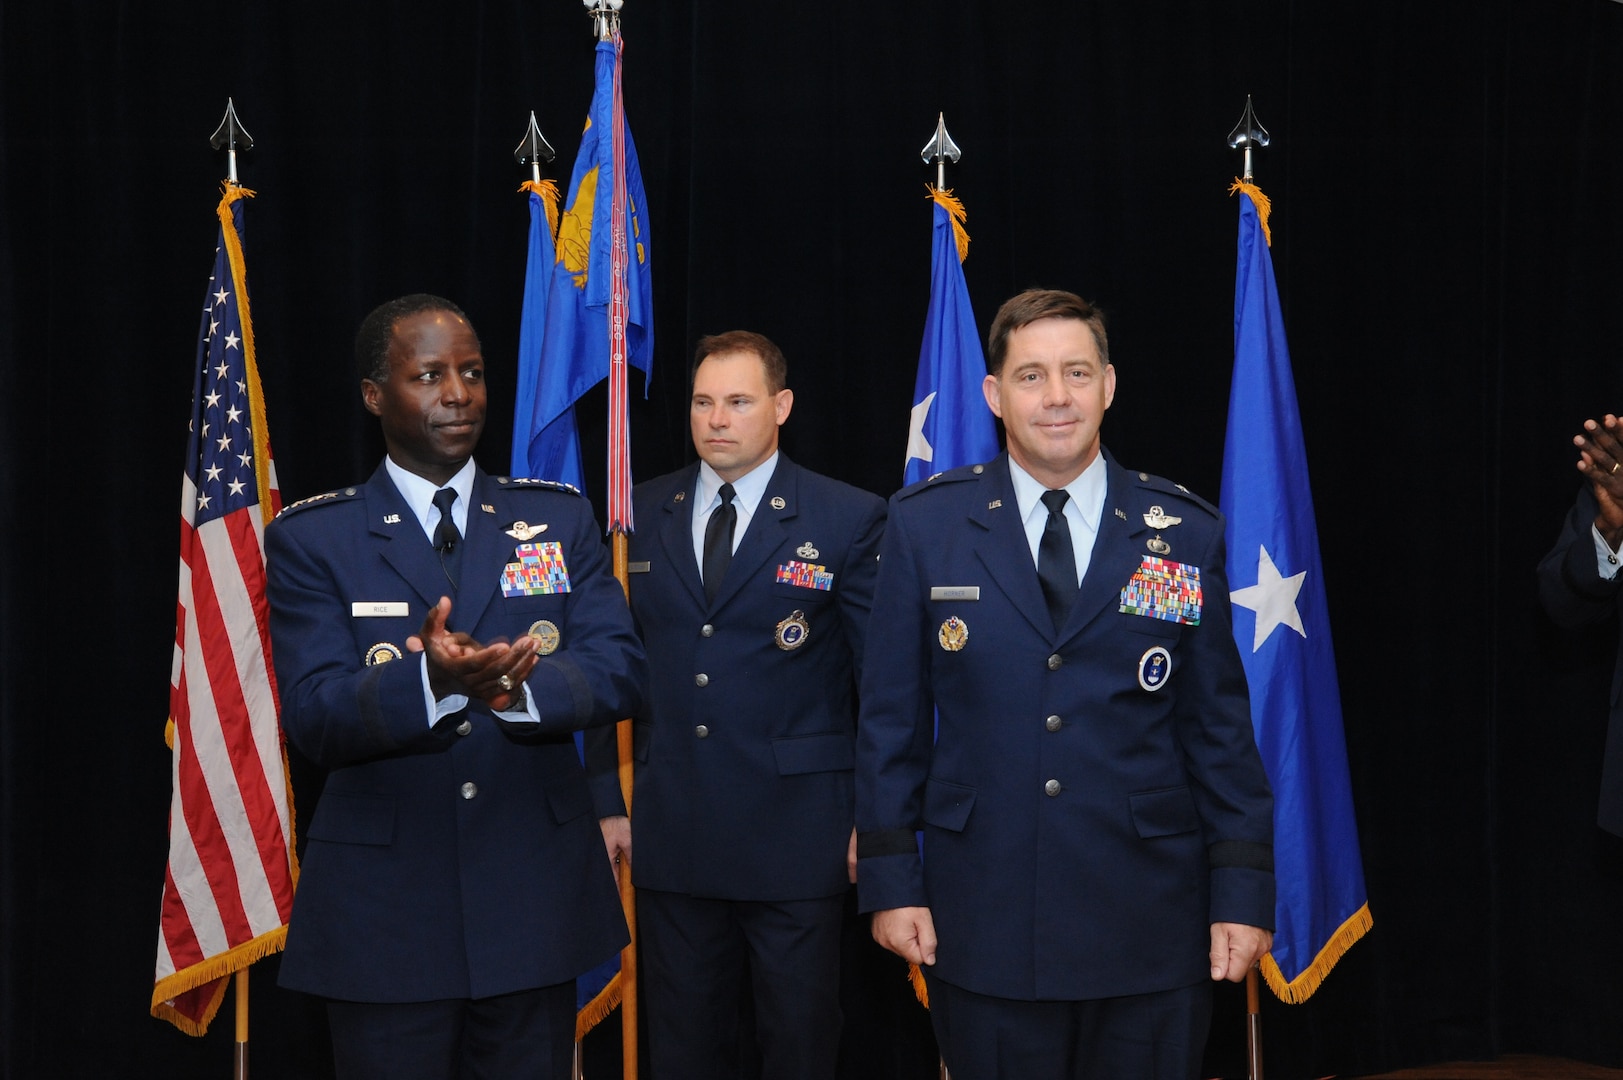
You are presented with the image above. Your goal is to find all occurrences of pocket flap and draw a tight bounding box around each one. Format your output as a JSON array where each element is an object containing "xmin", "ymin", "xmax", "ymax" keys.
[
  {"xmin": 1128, "ymin": 786, "xmax": 1199, "ymax": 838},
  {"xmin": 922, "ymin": 776, "xmax": 976, "ymax": 833}
]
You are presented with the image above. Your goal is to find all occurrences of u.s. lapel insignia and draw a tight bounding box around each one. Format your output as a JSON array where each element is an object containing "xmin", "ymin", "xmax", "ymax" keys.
[
  {"xmin": 1115, "ymin": 508, "xmax": 1127, "ymax": 521},
  {"xmin": 775, "ymin": 610, "xmax": 810, "ymax": 651},
  {"xmin": 674, "ymin": 491, "xmax": 686, "ymax": 502},
  {"xmin": 528, "ymin": 619, "xmax": 561, "ymax": 655},
  {"xmin": 796, "ymin": 541, "xmax": 820, "ymax": 559},
  {"xmin": 505, "ymin": 520, "xmax": 548, "ymax": 541},
  {"xmin": 1143, "ymin": 505, "xmax": 1183, "ymax": 529},
  {"xmin": 770, "ymin": 496, "xmax": 787, "ymax": 510},
  {"xmin": 1147, "ymin": 535, "xmax": 1171, "ymax": 555},
  {"xmin": 481, "ymin": 503, "xmax": 495, "ymax": 514},
  {"xmin": 938, "ymin": 616, "xmax": 968, "ymax": 652},
  {"xmin": 987, "ymin": 499, "xmax": 1003, "ymax": 510},
  {"xmin": 383, "ymin": 513, "xmax": 401, "ymax": 524},
  {"xmin": 365, "ymin": 642, "xmax": 404, "ymax": 666},
  {"xmin": 1138, "ymin": 645, "xmax": 1172, "ymax": 691}
]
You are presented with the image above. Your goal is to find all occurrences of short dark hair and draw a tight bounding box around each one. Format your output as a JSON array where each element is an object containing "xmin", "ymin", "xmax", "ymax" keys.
[
  {"xmin": 355, "ymin": 294, "xmax": 473, "ymax": 384},
  {"xmin": 691, "ymin": 330, "xmax": 788, "ymax": 395},
  {"xmin": 985, "ymin": 289, "xmax": 1109, "ymax": 376}
]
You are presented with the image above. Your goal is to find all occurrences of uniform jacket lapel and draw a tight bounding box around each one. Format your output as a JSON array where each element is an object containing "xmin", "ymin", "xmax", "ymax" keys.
[
  {"xmin": 1060, "ymin": 451, "xmax": 1153, "ymax": 645},
  {"xmin": 711, "ymin": 456, "xmax": 797, "ymax": 611},
  {"xmin": 369, "ymin": 464, "xmax": 453, "ymax": 612},
  {"xmin": 969, "ymin": 456, "xmax": 1054, "ymax": 641},
  {"xmin": 654, "ymin": 463, "xmax": 706, "ymax": 609},
  {"xmin": 450, "ymin": 472, "xmax": 509, "ymax": 632}
]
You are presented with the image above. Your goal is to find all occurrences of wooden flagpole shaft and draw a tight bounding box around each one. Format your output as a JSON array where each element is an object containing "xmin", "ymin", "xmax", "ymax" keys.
[
  {"xmin": 1246, "ymin": 967, "xmax": 1263, "ymax": 1080},
  {"xmin": 234, "ymin": 968, "xmax": 249, "ymax": 1080},
  {"xmin": 613, "ymin": 531, "xmax": 639, "ymax": 1080}
]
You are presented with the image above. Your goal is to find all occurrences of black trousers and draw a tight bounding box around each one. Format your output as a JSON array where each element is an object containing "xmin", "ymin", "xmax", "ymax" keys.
[
  {"xmin": 925, "ymin": 970, "xmax": 1213, "ymax": 1080},
  {"xmin": 325, "ymin": 983, "xmax": 575, "ymax": 1080},
  {"xmin": 637, "ymin": 887, "xmax": 846, "ymax": 1080}
]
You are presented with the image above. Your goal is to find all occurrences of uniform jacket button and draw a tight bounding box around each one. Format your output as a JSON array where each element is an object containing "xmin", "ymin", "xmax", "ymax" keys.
[
  {"xmin": 1047, "ymin": 654, "xmax": 1063, "ymax": 671},
  {"xmin": 460, "ymin": 781, "xmax": 478, "ymax": 800},
  {"xmin": 1045, "ymin": 715, "xmax": 1062, "ymax": 732},
  {"xmin": 456, "ymin": 719, "xmax": 473, "ymax": 736},
  {"xmin": 695, "ymin": 725, "xmax": 709, "ymax": 738},
  {"xmin": 695, "ymin": 673, "xmax": 709, "ymax": 686},
  {"xmin": 1044, "ymin": 779, "xmax": 1062, "ymax": 797}
]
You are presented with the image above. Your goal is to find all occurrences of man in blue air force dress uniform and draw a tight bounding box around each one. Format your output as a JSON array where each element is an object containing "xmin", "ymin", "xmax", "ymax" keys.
[
  {"xmin": 1537, "ymin": 411, "xmax": 1623, "ymax": 837},
  {"xmin": 266, "ymin": 295, "xmax": 646, "ymax": 1080},
  {"xmin": 856, "ymin": 289, "xmax": 1275, "ymax": 1080},
  {"xmin": 591, "ymin": 331, "xmax": 885, "ymax": 1080}
]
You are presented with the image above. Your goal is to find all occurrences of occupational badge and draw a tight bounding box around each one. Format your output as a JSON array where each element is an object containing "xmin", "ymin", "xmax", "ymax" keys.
[
  {"xmin": 1147, "ymin": 536, "xmax": 1171, "ymax": 555},
  {"xmin": 796, "ymin": 541, "xmax": 820, "ymax": 559},
  {"xmin": 775, "ymin": 610, "xmax": 811, "ymax": 651},
  {"xmin": 1143, "ymin": 505, "xmax": 1183, "ymax": 529},
  {"xmin": 1138, "ymin": 645, "xmax": 1172, "ymax": 691},
  {"xmin": 365, "ymin": 642, "xmax": 404, "ymax": 666},
  {"xmin": 938, "ymin": 616, "xmax": 968, "ymax": 652},
  {"xmin": 528, "ymin": 619, "xmax": 561, "ymax": 655},
  {"xmin": 504, "ymin": 520, "xmax": 548, "ymax": 541}
]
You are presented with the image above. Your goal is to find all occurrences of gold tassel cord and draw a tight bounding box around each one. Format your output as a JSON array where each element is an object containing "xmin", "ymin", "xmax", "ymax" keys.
[
  {"xmin": 1228, "ymin": 180, "xmax": 1273, "ymax": 247},
  {"xmin": 520, "ymin": 179, "xmax": 562, "ymax": 240},
  {"xmin": 1260, "ymin": 902, "xmax": 1373, "ymax": 1004},
  {"xmin": 908, "ymin": 962, "xmax": 930, "ymax": 1008},
  {"xmin": 927, "ymin": 186, "xmax": 971, "ymax": 264}
]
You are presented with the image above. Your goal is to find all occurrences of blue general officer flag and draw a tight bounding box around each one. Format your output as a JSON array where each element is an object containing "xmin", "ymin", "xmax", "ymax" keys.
[
  {"xmin": 521, "ymin": 36, "xmax": 653, "ymax": 494},
  {"xmin": 1219, "ymin": 182, "xmax": 1371, "ymax": 1003},
  {"xmin": 903, "ymin": 189, "xmax": 997, "ymax": 484}
]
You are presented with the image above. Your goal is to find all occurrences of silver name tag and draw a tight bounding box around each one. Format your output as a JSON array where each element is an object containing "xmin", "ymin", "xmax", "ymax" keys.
[
  {"xmin": 930, "ymin": 586, "xmax": 980, "ymax": 601},
  {"xmin": 351, "ymin": 602, "xmax": 409, "ymax": 617},
  {"xmin": 628, "ymin": 561, "xmax": 652, "ymax": 574}
]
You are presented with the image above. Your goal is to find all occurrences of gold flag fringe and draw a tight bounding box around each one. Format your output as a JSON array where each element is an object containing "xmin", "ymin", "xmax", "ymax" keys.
[
  {"xmin": 1261, "ymin": 902, "xmax": 1373, "ymax": 1004},
  {"xmin": 151, "ymin": 925, "xmax": 287, "ymax": 1036},
  {"xmin": 520, "ymin": 179, "xmax": 562, "ymax": 241},
  {"xmin": 576, "ymin": 970, "xmax": 624, "ymax": 1041},
  {"xmin": 1228, "ymin": 180, "xmax": 1273, "ymax": 248},
  {"xmin": 908, "ymin": 962, "xmax": 930, "ymax": 1007},
  {"xmin": 926, "ymin": 186, "xmax": 971, "ymax": 264}
]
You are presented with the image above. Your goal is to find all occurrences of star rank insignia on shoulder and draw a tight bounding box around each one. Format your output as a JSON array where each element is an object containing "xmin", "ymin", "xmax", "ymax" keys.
[
  {"xmin": 497, "ymin": 476, "xmax": 583, "ymax": 496},
  {"xmin": 275, "ymin": 487, "xmax": 357, "ymax": 519}
]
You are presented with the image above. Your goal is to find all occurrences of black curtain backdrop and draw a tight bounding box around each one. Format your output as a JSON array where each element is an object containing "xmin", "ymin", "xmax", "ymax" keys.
[{"xmin": 6, "ymin": 2, "xmax": 1623, "ymax": 1077}]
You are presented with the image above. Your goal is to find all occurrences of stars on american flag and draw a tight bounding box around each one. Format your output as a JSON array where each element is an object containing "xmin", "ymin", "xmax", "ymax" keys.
[{"xmin": 189, "ymin": 268, "xmax": 256, "ymax": 523}]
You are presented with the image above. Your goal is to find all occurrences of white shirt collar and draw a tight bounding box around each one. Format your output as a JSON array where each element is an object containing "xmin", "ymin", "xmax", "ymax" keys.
[
  {"xmin": 695, "ymin": 451, "xmax": 779, "ymax": 519},
  {"xmin": 384, "ymin": 456, "xmax": 476, "ymax": 542},
  {"xmin": 1007, "ymin": 452, "xmax": 1107, "ymax": 533}
]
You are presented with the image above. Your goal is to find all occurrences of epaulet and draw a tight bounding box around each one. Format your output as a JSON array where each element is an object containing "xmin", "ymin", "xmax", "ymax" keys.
[
  {"xmin": 896, "ymin": 461, "xmax": 992, "ymax": 502},
  {"xmin": 274, "ymin": 487, "xmax": 358, "ymax": 519},
  {"xmin": 1129, "ymin": 470, "xmax": 1219, "ymax": 517},
  {"xmin": 495, "ymin": 476, "xmax": 583, "ymax": 496}
]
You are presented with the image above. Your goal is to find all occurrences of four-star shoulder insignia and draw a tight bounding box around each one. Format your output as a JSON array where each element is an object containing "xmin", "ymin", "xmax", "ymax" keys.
[{"xmin": 275, "ymin": 489, "xmax": 352, "ymax": 518}]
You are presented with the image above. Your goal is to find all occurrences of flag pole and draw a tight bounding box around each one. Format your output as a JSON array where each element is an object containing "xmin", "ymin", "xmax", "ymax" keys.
[
  {"xmin": 584, "ymin": 5, "xmax": 641, "ymax": 1076},
  {"xmin": 208, "ymin": 96, "xmax": 257, "ymax": 1080},
  {"xmin": 918, "ymin": 112, "xmax": 964, "ymax": 1080},
  {"xmin": 1225, "ymin": 93, "xmax": 1271, "ymax": 1080}
]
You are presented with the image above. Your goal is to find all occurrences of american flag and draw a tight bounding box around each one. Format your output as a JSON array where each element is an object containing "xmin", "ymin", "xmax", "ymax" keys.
[{"xmin": 152, "ymin": 186, "xmax": 297, "ymax": 1035}]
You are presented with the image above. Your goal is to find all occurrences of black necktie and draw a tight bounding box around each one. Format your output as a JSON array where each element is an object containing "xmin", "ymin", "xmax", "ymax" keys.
[
  {"xmin": 431, "ymin": 486, "xmax": 462, "ymax": 590},
  {"xmin": 702, "ymin": 482, "xmax": 737, "ymax": 604},
  {"xmin": 1037, "ymin": 489, "xmax": 1077, "ymax": 632}
]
